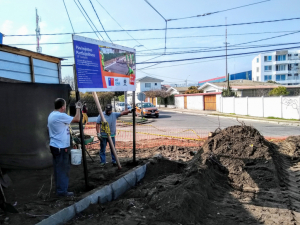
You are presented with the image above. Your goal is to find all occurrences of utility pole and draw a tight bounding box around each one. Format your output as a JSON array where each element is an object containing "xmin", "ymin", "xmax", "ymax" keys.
[
  {"xmin": 225, "ymin": 18, "xmax": 229, "ymax": 91},
  {"xmin": 35, "ymin": 8, "xmax": 42, "ymax": 53}
]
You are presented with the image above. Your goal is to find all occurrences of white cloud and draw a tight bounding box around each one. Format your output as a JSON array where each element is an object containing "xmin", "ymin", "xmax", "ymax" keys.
[
  {"xmin": 17, "ymin": 25, "xmax": 28, "ymax": 35},
  {"xmin": 1, "ymin": 20, "xmax": 13, "ymax": 35}
]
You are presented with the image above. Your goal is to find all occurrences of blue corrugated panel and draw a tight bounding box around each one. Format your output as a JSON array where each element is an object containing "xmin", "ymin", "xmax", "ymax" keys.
[
  {"xmin": 0, "ymin": 51, "xmax": 31, "ymax": 82},
  {"xmin": 230, "ymin": 71, "xmax": 252, "ymax": 80},
  {"xmin": 33, "ymin": 58, "xmax": 59, "ymax": 84},
  {"xmin": 0, "ymin": 51, "xmax": 59, "ymax": 83}
]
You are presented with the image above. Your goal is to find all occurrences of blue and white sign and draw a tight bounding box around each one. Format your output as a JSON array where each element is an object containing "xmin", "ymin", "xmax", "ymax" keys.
[{"xmin": 72, "ymin": 35, "xmax": 136, "ymax": 92}]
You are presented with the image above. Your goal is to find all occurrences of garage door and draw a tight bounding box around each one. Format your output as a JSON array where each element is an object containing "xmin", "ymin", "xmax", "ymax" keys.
[{"xmin": 204, "ymin": 95, "xmax": 216, "ymax": 111}]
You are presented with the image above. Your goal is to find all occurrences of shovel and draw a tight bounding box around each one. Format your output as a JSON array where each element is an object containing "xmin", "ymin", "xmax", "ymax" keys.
[
  {"xmin": 0, "ymin": 168, "xmax": 11, "ymax": 188},
  {"xmin": 0, "ymin": 184, "xmax": 18, "ymax": 213}
]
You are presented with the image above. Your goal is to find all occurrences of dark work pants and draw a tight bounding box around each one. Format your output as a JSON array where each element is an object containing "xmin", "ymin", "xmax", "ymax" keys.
[{"xmin": 50, "ymin": 146, "xmax": 71, "ymax": 195}]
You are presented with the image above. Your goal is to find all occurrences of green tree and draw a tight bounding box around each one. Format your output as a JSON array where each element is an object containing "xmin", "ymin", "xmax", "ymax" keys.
[
  {"xmin": 118, "ymin": 95, "xmax": 125, "ymax": 102},
  {"xmin": 269, "ymin": 86, "xmax": 289, "ymax": 96},
  {"xmin": 185, "ymin": 86, "xmax": 203, "ymax": 94}
]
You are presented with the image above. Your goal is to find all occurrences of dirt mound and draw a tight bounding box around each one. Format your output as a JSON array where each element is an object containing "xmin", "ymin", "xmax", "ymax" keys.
[
  {"xmin": 277, "ymin": 136, "xmax": 300, "ymax": 158},
  {"xmin": 197, "ymin": 125, "xmax": 277, "ymax": 191},
  {"xmin": 57, "ymin": 126, "xmax": 295, "ymax": 224}
]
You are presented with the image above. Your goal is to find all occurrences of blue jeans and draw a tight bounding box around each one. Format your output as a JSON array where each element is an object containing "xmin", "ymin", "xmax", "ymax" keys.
[
  {"xmin": 50, "ymin": 146, "xmax": 70, "ymax": 195},
  {"xmin": 100, "ymin": 137, "xmax": 116, "ymax": 163}
]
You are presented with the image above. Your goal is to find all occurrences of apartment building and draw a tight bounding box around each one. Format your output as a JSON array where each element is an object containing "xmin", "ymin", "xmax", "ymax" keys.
[{"xmin": 252, "ymin": 50, "xmax": 300, "ymax": 85}]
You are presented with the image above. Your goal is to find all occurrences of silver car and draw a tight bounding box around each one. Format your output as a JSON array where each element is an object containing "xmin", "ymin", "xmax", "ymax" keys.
[{"xmin": 116, "ymin": 102, "xmax": 132, "ymax": 112}]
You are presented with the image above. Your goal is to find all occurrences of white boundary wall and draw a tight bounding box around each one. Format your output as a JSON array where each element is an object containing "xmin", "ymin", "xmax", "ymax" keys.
[{"xmin": 218, "ymin": 96, "xmax": 300, "ymax": 120}]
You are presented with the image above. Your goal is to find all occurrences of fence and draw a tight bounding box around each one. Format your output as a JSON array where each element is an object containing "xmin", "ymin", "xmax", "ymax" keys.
[
  {"xmin": 82, "ymin": 122, "xmax": 208, "ymax": 150},
  {"xmin": 219, "ymin": 96, "xmax": 300, "ymax": 120}
]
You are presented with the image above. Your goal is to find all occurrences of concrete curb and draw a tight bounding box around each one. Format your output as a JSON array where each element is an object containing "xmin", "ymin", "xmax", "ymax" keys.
[
  {"xmin": 36, "ymin": 163, "xmax": 148, "ymax": 225},
  {"xmin": 160, "ymin": 109, "xmax": 300, "ymax": 127}
]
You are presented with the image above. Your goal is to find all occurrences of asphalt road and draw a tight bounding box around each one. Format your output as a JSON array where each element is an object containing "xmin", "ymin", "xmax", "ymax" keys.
[
  {"xmin": 105, "ymin": 57, "xmax": 128, "ymax": 74},
  {"xmin": 151, "ymin": 111, "xmax": 300, "ymax": 138}
]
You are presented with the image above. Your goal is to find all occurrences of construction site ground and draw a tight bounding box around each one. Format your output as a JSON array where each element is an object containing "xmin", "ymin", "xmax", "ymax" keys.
[{"xmin": 1, "ymin": 125, "xmax": 300, "ymax": 224}]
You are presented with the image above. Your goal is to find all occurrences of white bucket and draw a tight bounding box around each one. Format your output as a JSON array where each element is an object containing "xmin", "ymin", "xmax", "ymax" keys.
[{"xmin": 71, "ymin": 149, "xmax": 82, "ymax": 165}]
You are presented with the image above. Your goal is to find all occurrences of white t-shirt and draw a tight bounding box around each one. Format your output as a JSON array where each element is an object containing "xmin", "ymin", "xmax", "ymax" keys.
[{"xmin": 48, "ymin": 111, "xmax": 73, "ymax": 148}]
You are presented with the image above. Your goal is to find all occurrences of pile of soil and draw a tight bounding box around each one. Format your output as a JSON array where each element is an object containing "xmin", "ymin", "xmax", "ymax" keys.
[
  {"xmin": 67, "ymin": 125, "xmax": 294, "ymax": 225},
  {"xmin": 277, "ymin": 136, "xmax": 300, "ymax": 158}
]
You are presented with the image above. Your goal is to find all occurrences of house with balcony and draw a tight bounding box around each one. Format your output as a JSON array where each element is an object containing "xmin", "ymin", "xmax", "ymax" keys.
[{"xmin": 252, "ymin": 50, "xmax": 300, "ymax": 85}]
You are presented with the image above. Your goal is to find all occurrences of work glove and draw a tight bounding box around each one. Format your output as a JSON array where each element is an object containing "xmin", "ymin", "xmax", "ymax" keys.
[
  {"xmin": 75, "ymin": 101, "xmax": 83, "ymax": 109},
  {"xmin": 97, "ymin": 133, "xmax": 102, "ymax": 141}
]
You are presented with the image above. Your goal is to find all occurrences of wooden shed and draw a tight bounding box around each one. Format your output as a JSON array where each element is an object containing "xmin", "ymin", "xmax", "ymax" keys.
[{"xmin": 0, "ymin": 44, "xmax": 63, "ymax": 83}]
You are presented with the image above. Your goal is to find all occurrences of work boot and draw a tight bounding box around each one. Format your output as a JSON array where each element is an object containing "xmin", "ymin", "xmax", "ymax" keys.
[{"xmin": 99, "ymin": 163, "xmax": 106, "ymax": 168}]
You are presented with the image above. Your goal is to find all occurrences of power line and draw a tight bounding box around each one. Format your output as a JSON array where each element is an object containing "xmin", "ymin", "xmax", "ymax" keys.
[
  {"xmin": 77, "ymin": 0, "xmax": 104, "ymax": 40},
  {"xmin": 144, "ymin": 0, "xmax": 167, "ymax": 53},
  {"xmin": 135, "ymin": 45, "xmax": 300, "ymax": 64},
  {"xmin": 7, "ymin": 15, "xmax": 299, "ymax": 37},
  {"xmin": 45, "ymin": 41, "xmax": 300, "ymax": 60},
  {"xmin": 167, "ymin": 0, "xmax": 270, "ymax": 21},
  {"xmin": 7, "ymin": 30, "xmax": 300, "ymax": 46},
  {"xmin": 63, "ymin": 0, "xmax": 75, "ymax": 33},
  {"xmin": 95, "ymin": 0, "xmax": 155, "ymax": 53},
  {"xmin": 137, "ymin": 54, "xmax": 258, "ymax": 71},
  {"xmin": 73, "ymin": 0, "xmax": 102, "ymax": 40},
  {"xmin": 136, "ymin": 42, "xmax": 300, "ymax": 57},
  {"xmin": 88, "ymin": 0, "xmax": 112, "ymax": 42}
]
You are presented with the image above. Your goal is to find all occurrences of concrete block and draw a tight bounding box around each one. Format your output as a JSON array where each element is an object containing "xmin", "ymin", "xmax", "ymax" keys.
[
  {"xmin": 36, "ymin": 205, "xmax": 75, "ymax": 225},
  {"xmin": 74, "ymin": 196, "xmax": 91, "ymax": 213}
]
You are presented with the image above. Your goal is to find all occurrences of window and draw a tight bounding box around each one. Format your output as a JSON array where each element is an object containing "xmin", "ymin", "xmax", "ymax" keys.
[
  {"xmin": 288, "ymin": 74, "xmax": 292, "ymax": 76},
  {"xmin": 295, "ymin": 54, "xmax": 298, "ymax": 56},
  {"xmin": 257, "ymin": 58, "xmax": 259, "ymax": 63},
  {"xmin": 145, "ymin": 83, "xmax": 151, "ymax": 88},
  {"xmin": 295, "ymin": 73, "xmax": 299, "ymax": 76},
  {"xmin": 256, "ymin": 67, "xmax": 259, "ymax": 72},
  {"xmin": 276, "ymin": 55, "xmax": 286, "ymax": 61},
  {"xmin": 264, "ymin": 56, "xmax": 272, "ymax": 61},
  {"xmin": 288, "ymin": 54, "xmax": 292, "ymax": 57},
  {"xmin": 155, "ymin": 83, "xmax": 157, "ymax": 86},
  {"xmin": 288, "ymin": 64, "xmax": 292, "ymax": 71},
  {"xmin": 276, "ymin": 64, "xmax": 286, "ymax": 71},
  {"xmin": 264, "ymin": 75, "xmax": 272, "ymax": 81},
  {"xmin": 264, "ymin": 66, "xmax": 272, "ymax": 71},
  {"xmin": 256, "ymin": 77, "xmax": 259, "ymax": 81},
  {"xmin": 295, "ymin": 63, "xmax": 299, "ymax": 66},
  {"xmin": 276, "ymin": 75, "xmax": 286, "ymax": 81}
]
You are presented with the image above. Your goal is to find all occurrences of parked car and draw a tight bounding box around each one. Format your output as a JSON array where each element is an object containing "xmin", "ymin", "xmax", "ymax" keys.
[
  {"xmin": 115, "ymin": 102, "xmax": 132, "ymax": 112},
  {"xmin": 136, "ymin": 103, "xmax": 159, "ymax": 118}
]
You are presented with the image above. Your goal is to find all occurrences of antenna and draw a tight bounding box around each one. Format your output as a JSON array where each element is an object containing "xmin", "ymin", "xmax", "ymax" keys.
[{"xmin": 35, "ymin": 8, "xmax": 42, "ymax": 53}]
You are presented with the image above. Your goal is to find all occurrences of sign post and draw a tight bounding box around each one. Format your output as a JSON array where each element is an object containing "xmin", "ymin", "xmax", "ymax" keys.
[{"xmin": 72, "ymin": 35, "xmax": 136, "ymax": 171}]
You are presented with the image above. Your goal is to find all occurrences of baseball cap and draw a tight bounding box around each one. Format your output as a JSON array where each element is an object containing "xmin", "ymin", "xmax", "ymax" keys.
[{"xmin": 105, "ymin": 104, "xmax": 112, "ymax": 111}]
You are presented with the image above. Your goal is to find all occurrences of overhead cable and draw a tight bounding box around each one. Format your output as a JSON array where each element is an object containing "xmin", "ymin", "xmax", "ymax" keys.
[
  {"xmin": 77, "ymin": 0, "xmax": 104, "ymax": 40},
  {"xmin": 144, "ymin": 0, "xmax": 167, "ymax": 53},
  {"xmin": 135, "ymin": 45, "xmax": 300, "ymax": 64},
  {"xmin": 74, "ymin": 0, "xmax": 102, "ymax": 40},
  {"xmin": 95, "ymin": 0, "xmax": 154, "ymax": 52},
  {"xmin": 62, "ymin": 0, "xmax": 75, "ymax": 33},
  {"xmin": 88, "ymin": 0, "xmax": 112, "ymax": 42},
  {"xmin": 167, "ymin": 0, "xmax": 270, "ymax": 21},
  {"xmin": 5, "ymin": 17, "xmax": 300, "ymax": 37}
]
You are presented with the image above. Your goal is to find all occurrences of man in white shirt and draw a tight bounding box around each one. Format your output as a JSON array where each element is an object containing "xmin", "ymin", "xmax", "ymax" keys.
[{"xmin": 48, "ymin": 98, "xmax": 81, "ymax": 197}]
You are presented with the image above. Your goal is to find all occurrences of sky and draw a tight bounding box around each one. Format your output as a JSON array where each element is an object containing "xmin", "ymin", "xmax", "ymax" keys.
[{"xmin": 1, "ymin": 0, "xmax": 300, "ymax": 85}]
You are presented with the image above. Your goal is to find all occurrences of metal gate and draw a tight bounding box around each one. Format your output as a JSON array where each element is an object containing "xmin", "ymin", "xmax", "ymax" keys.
[{"xmin": 204, "ymin": 95, "xmax": 216, "ymax": 111}]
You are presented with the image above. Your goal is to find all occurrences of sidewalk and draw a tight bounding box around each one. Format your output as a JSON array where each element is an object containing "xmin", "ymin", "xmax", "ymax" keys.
[{"xmin": 158, "ymin": 108, "xmax": 300, "ymax": 127}]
